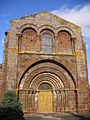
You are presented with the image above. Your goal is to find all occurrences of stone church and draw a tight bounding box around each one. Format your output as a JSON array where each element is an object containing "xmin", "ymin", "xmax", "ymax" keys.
[{"xmin": 0, "ymin": 11, "xmax": 89, "ymax": 113}]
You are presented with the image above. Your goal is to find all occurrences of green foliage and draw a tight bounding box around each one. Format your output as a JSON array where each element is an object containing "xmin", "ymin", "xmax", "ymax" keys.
[
  {"xmin": 0, "ymin": 90, "xmax": 24, "ymax": 120},
  {"xmin": 1, "ymin": 90, "xmax": 22, "ymax": 110}
]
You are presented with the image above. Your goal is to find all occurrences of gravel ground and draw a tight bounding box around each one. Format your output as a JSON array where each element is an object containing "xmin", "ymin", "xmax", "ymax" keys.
[{"xmin": 24, "ymin": 113, "xmax": 90, "ymax": 120}]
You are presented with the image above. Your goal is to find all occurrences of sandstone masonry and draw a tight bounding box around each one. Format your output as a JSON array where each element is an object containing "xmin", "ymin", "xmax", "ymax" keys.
[{"xmin": 0, "ymin": 11, "xmax": 89, "ymax": 113}]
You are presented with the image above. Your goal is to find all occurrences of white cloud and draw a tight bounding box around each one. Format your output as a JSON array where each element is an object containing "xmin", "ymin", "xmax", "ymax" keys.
[
  {"xmin": 52, "ymin": 4, "xmax": 90, "ymax": 39},
  {"xmin": 86, "ymin": 44, "xmax": 88, "ymax": 49},
  {"xmin": 52, "ymin": 4, "xmax": 90, "ymax": 84}
]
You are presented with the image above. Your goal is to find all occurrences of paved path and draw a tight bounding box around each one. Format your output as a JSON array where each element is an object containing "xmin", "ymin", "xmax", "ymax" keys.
[{"xmin": 24, "ymin": 113, "xmax": 90, "ymax": 120}]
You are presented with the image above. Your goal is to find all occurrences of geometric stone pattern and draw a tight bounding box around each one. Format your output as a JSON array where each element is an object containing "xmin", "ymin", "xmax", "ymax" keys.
[{"xmin": 0, "ymin": 11, "xmax": 89, "ymax": 113}]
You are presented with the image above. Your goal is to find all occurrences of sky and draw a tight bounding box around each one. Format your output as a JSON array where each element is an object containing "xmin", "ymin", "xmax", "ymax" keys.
[{"xmin": 0, "ymin": 0, "xmax": 90, "ymax": 84}]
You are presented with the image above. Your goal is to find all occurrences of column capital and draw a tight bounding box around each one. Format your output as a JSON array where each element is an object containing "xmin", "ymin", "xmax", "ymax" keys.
[
  {"xmin": 71, "ymin": 37, "xmax": 76, "ymax": 40},
  {"xmin": 16, "ymin": 32, "xmax": 23, "ymax": 38}
]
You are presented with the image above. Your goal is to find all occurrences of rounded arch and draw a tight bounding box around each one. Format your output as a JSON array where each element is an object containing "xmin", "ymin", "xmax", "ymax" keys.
[
  {"xmin": 40, "ymin": 28, "xmax": 55, "ymax": 36},
  {"xmin": 23, "ymin": 72, "xmax": 65, "ymax": 90},
  {"xmin": 18, "ymin": 23, "xmax": 38, "ymax": 33},
  {"xmin": 38, "ymin": 81, "xmax": 55, "ymax": 90},
  {"xmin": 57, "ymin": 30, "xmax": 72, "ymax": 52},
  {"xmin": 57, "ymin": 30, "xmax": 71, "ymax": 37},
  {"xmin": 56, "ymin": 26, "xmax": 76, "ymax": 38},
  {"xmin": 40, "ymin": 29, "xmax": 54, "ymax": 54},
  {"xmin": 21, "ymin": 27, "xmax": 37, "ymax": 34},
  {"xmin": 20, "ymin": 27, "xmax": 37, "ymax": 51},
  {"xmin": 38, "ymin": 25, "xmax": 56, "ymax": 36},
  {"xmin": 18, "ymin": 59, "xmax": 76, "ymax": 91},
  {"xmin": 38, "ymin": 82, "xmax": 53, "ymax": 90}
]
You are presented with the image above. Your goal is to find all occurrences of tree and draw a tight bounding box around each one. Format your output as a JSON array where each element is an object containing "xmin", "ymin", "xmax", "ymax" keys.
[{"xmin": 0, "ymin": 90, "xmax": 24, "ymax": 120}]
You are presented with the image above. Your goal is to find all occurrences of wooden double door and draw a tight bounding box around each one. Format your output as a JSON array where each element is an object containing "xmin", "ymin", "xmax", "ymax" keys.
[{"xmin": 38, "ymin": 91, "xmax": 52, "ymax": 113}]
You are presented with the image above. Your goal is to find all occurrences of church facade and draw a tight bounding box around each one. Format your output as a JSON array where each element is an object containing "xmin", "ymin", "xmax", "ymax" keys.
[{"xmin": 0, "ymin": 11, "xmax": 89, "ymax": 113}]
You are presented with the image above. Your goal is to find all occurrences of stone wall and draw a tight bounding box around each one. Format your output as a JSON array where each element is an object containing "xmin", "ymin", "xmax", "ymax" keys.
[
  {"xmin": 0, "ymin": 64, "xmax": 2, "ymax": 100},
  {"xmin": 17, "ymin": 54, "xmax": 77, "ymax": 85},
  {"xmin": 0, "ymin": 11, "xmax": 89, "ymax": 113},
  {"xmin": 88, "ymin": 85, "xmax": 90, "ymax": 111}
]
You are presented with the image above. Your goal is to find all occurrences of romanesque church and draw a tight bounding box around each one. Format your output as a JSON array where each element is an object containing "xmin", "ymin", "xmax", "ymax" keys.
[{"xmin": 0, "ymin": 11, "xmax": 89, "ymax": 113}]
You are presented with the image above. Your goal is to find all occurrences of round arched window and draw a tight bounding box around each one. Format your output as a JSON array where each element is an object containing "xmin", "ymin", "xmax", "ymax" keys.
[{"xmin": 42, "ymin": 34, "xmax": 53, "ymax": 54}]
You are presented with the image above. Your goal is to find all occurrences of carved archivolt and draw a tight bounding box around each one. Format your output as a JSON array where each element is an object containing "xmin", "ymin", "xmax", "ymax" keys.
[
  {"xmin": 18, "ymin": 23, "xmax": 38, "ymax": 33},
  {"xmin": 19, "ymin": 62, "xmax": 75, "ymax": 91},
  {"xmin": 17, "ymin": 24, "xmax": 76, "ymax": 38},
  {"xmin": 38, "ymin": 25, "xmax": 56, "ymax": 36},
  {"xmin": 56, "ymin": 26, "xmax": 76, "ymax": 38}
]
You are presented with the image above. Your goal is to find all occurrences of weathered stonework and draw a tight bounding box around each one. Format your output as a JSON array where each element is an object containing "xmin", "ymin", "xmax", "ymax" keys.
[
  {"xmin": 0, "ymin": 64, "xmax": 2, "ymax": 100},
  {"xmin": 0, "ymin": 11, "xmax": 89, "ymax": 113}
]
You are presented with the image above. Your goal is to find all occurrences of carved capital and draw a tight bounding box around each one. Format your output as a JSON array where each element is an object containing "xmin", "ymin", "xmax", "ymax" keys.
[{"xmin": 16, "ymin": 32, "xmax": 23, "ymax": 38}]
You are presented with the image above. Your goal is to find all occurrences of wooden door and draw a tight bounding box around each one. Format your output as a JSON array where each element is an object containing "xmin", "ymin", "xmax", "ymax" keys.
[{"xmin": 38, "ymin": 91, "xmax": 52, "ymax": 113}]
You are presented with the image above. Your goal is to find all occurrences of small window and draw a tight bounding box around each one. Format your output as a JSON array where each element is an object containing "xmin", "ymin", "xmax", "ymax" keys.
[{"xmin": 42, "ymin": 34, "xmax": 52, "ymax": 54}]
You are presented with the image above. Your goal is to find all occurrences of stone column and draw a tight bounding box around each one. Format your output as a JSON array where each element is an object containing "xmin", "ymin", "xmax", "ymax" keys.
[
  {"xmin": 53, "ymin": 90, "xmax": 57, "ymax": 112},
  {"xmin": 32, "ymin": 91, "xmax": 36, "ymax": 113},
  {"xmin": 71, "ymin": 37, "xmax": 76, "ymax": 53},
  {"xmin": 54, "ymin": 36, "xmax": 58, "ymax": 53},
  {"xmin": 36, "ymin": 35, "xmax": 41, "ymax": 53},
  {"xmin": 29, "ymin": 91, "xmax": 32, "ymax": 112},
  {"xmin": 57, "ymin": 91, "xmax": 59, "ymax": 112},
  {"xmin": 61, "ymin": 90, "xmax": 65, "ymax": 112},
  {"xmin": 34, "ymin": 91, "xmax": 38, "ymax": 112},
  {"xmin": 16, "ymin": 33, "xmax": 22, "ymax": 52}
]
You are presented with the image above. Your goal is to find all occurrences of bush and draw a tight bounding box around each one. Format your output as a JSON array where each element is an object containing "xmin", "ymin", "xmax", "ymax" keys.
[{"xmin": 0, "ymin": 90, "xmax": 24, "ymax": 120}]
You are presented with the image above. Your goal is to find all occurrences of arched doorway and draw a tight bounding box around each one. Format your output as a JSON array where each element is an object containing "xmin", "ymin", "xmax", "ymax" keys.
[
  {"xmin": 18, "ymin": 59, "xmax": 77, "ymax": 113},
  {"xmin": 38, "ymin": 83, "xmax": 52, "ymax": 113}
]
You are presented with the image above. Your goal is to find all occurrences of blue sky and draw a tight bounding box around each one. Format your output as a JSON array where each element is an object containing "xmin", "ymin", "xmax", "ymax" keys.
[{"xmin": 0, "ymin": 0, "xmax": 90, "ymax": 83}]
